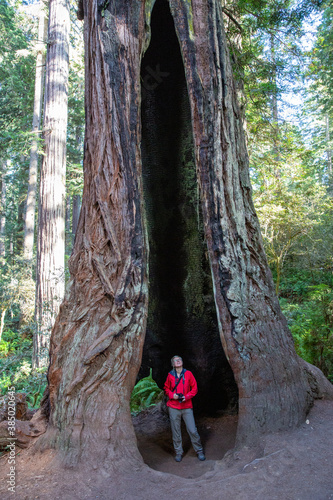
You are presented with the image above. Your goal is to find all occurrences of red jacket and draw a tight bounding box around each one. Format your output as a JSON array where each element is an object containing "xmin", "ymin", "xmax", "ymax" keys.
[{"xmin": 164, "ymin": 369, "xmax": 198, "ymax": 409}]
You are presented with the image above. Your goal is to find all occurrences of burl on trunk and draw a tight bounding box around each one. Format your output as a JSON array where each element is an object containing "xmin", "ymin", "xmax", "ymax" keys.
[{"xmin": 39, "ymin": 0, "xmax": 333, "ymax": 468}]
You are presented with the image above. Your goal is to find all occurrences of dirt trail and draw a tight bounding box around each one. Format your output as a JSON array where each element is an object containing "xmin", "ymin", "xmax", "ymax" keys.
[{"xmin": 0, "ymin": 400, "xmax": 333, "ymax": 500}]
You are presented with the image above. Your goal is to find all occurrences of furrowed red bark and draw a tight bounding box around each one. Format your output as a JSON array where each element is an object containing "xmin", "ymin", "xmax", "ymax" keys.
[
  {"xmin": 39, "ymin": 0, "xmax": 149, "ymax": 467},
  {"xmin": 38, "ymin": 0, "xmax": 333, "ymax": 468},
  {"xmin": 169, "ymin": 0, "xmax": 332, "ymax": 444}
]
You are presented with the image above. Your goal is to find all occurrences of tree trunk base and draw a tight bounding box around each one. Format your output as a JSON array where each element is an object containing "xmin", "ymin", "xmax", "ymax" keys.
[
  {"xmin": 302, "ymin": 359, "xmax": 333, "ymax": 401},
  {"xmin": 34, "ymin": 419, "xmax": 144, "ymax": 470},
  {"xmin": 235, "ymin": 359, "xmax": 333, "ymax": 447}
]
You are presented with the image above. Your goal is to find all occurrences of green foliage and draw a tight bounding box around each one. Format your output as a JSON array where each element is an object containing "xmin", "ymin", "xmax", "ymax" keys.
[
  {"xmin": 66, "ymin": 43, "xmax": 84, "ymax": 197},
  {"xmin": 280, "ymin": 282, "xmax": 333, "ymax": 381},
  {"xmin": 130, "ymin": 369, "xmax": 163, "ymax": 415},
  {"xmin": 0, "ymin": 257, "xmax": 35, "ymax": 333},
  {"xmin": 0, "ymin": 328, "xmax": 30, "ymax": 353},
  {"xmin": 0, "ymin": 328, "xmax": 47, "ymax": 407},
  {"xmin": 278, "ymin": 268, "xmax": 332, "ymax": 298},
  {"xmin": 224, "ymin": 0, "xmax": 320, "ymax": 128},
  {"xmin": 0, "ymin": 0, "xmax": 35, "ymax": 159},
  {"xmin": 240, "ymin": 0, "xmax": 333, "ymax": 380},
  {"xmin": 0, "ymin": 1, "xmax": 36, "ymax": 277},
  {"xmin": 251, "ymin": 122, "xmax": 333, "ymax": 295},
  {"xmin": 303, "ymin": 1, "xmax": 333, "ymax": 191}
]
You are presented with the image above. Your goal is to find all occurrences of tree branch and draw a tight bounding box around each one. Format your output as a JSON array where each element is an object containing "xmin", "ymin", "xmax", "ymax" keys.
[{"xmin": 222, "ymin": 7, "xmax": 243, "ymax": 33}]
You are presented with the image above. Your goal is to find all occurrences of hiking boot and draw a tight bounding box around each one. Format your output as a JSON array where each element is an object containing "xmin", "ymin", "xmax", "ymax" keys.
[
  {"xmin": 197, "ymin": 451, "xmax": 206, "ymax": 461},
  {"xmin": 174, "ymin": 454, "xmax": 182, "ymax": 462}
]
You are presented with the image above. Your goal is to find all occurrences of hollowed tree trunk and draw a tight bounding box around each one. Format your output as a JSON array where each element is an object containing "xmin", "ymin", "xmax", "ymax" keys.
[{"xmin": 40, "ymin": 0, "xmax": 333, "ymax": 468}]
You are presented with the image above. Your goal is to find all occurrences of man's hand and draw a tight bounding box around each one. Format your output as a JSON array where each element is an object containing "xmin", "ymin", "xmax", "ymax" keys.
[{"xmin": 173, "ymin": 394, "xmax": 186, "ymax": 401}]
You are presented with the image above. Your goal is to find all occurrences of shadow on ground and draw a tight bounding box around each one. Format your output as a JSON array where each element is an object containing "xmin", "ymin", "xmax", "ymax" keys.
[{"xmin": 133, "ymin": 403, "xmax": 238, "ymax": 478}]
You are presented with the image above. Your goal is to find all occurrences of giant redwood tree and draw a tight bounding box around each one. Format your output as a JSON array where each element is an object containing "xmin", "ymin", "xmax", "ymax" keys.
[{"xmin": 39, "ymin": 0, "xmax": 333, "ymax": 468}]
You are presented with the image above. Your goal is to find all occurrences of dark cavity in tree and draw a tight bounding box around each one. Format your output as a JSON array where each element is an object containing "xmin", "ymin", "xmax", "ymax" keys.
[{"xmin": 140, "ymin": 0, "xmax": 238, "ymax": 415}]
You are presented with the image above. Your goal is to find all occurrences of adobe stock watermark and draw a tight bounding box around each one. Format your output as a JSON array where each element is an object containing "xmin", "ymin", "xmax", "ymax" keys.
[
  {"xmin": 141, "ymin": 64, "xmax": 170, "ymax": 102},
  {"xmin": 6, "ymin": 387, "xmax": 16, "ymax": 493}
]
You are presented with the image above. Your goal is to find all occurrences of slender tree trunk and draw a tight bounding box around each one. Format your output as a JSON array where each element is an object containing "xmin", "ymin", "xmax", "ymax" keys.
[
  {"xmin": 270, "ymin": 36, "xmax": 279, "ymax": 124},
  {"xmin": 0, "ymin": 307, "xmax": 7, "ymax": 341},
  {"xmin": 276, "ymin": 257, "xmax": 281, "ymax": 296},
  {"xmin": 38, "ymin": 0, "xmax": 333, "ymax": 468},
  {"xmin": 65, "ymin": 194, "xmax": 71, "ymax": 255},
  {"xmin": 326, "ymin": 114, "xmax": 332, "ymax": 174},
  {"xmin": 0, "ymin": 172, "xmax": 5, "ymax": 259},
  {"xmin": 326, "ymin": 113, "xmax": 332, "ymax": 191},
  {"xmin": 270, "ymin": 34, "xmax": 280, "ymax": 167},
  {"xmin": 72, "ymin": 194, "xmax": 81, "ymax": 245},
  {"xmin": 23, "ymin": 1, "xmax": 48, "ymax": 261},
  {"xmin": 16, "ymin": 198, "xmax": 25, "ymax": 255},
  {"xmin": 71, "ymin": 126, "xmax": 83, "ymax": 249},
  {"xmin": 33, "ymin": 0, "xmax": 70, "ymax": 369}
]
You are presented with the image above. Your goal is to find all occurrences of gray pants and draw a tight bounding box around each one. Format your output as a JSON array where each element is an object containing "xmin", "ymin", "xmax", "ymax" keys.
[{"xmin": 168, "ymin": 407, "xmax": 203, "ymax": 455}]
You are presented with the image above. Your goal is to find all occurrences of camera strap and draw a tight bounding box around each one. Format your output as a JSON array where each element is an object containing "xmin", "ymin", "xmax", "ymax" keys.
[{"xmin": 171, "ymin": 369, "xmax": 186, "ymax": 392}]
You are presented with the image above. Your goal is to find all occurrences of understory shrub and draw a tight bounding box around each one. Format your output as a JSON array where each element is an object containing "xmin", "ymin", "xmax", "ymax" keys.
[
  {"xmin": 0, "ymin": 329, "xmax": 47, "ymax": 407},
  {"xmin": 280, "ymin": 283, "xmax": 333, "ymax": 382},
  {"xmin": 130, "ymin": 369, "xmax": 163, "ymax": 415}
]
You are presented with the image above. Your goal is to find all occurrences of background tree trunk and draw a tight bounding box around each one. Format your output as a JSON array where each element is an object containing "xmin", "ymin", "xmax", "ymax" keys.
[
  {"xmin": 0, "ymin": 308, "xmax": 6, "ymax": 341},
  {"xmin": 39, "ymin": 0, "xmax": 333, "ymax": 468},
  {"xmin": 33, "ymin": 0, "xmax": 70, "ymax": 368},
  {"xmin": 269, "ymin": 33, "xmax": 281, "ymax": 169},
  {"xmin": 65, "ymin": 194, "xmax": 71, "ymax": 256},
  {"xmin": 71, "ymin": 194, "xmax": 81, "ymax": 245},
  {"xmin": 326, "ymin": 113, "xmax": 332, "ymax": 190},
  {"xmin": 23, "ymin": 0, "xmax": 47, "ymax": 262}
]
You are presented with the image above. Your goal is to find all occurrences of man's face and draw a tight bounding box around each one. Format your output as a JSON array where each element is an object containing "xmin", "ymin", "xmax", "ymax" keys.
[{"xmin": 173, "ymin": 357, "xmax": 183, "ymax": 368}]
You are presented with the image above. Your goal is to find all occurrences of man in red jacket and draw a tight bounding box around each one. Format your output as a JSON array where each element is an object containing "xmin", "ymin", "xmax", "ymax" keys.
[{"xmin": 164, "ymin": 355, "xmax": 205, "ymax": 462}]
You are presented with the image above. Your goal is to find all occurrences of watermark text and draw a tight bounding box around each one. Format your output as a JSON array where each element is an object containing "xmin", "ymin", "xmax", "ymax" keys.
[{"xmin": 6, "ymin": 387, "xmax": 16, "ymax": 493}]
